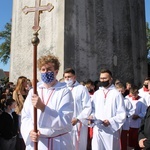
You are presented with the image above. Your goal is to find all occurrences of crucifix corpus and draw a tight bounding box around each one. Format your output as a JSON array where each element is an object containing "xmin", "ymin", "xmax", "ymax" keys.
[{"xmin": 22, "ymin": 1, "xmax": 54, "ymax": 150}]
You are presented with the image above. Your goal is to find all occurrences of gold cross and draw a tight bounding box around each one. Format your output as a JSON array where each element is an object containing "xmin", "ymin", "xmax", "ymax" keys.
[{"xmin": 22, "ymin": 0, "xmax": 54, "ymax": 32}]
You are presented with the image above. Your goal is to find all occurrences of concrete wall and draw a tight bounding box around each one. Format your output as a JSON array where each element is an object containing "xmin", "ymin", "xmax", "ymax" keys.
[
  {"xmin": 10, "ymin": 0, "xmax": 65, "ymax": 84},
  {"xmin": 64, "ymin": 0, "xmax": 147, "ymax": 86},
  {"xmin": 10, "ymin": 0, "xmax": 147, "ymax": 86}
]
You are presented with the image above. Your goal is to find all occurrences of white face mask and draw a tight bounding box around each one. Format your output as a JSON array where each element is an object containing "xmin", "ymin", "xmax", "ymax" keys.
[
  {"xmin": 11, "ymin": 108, "xmax": 15, "ymax": 113},
  {"xmin": 65, "ymin": 78, "xmax": 74, "ymax": 87}
]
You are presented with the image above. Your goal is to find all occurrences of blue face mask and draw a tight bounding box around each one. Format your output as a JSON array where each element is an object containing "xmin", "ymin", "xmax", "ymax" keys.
[
  {"xmin": 11, "ymin": 108, "xmax": 15, "ymax": 113},
  {"xmin": 41, "ymin": 72, "xmax": 54, "ymax": 84}
]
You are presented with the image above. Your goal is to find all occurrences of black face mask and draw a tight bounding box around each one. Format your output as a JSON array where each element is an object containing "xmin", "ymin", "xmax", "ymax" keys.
[
  {"xmin": 89, "ymin": 89, "xmax": 94, "ymax": 94},
  {"xmin": 122, "ymin": 93, "xmax": 126, "ymax": 97},
  {"xmin": 100, "ymin": 80, "xmax": 110, "ymax": 87},
  {"xmin": 143, "ymin": 84, "xmax": 148, "ymax": 89}
]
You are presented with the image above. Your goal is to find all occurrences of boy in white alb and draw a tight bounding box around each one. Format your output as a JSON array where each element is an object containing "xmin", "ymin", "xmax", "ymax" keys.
[
  {"xmin": 115, "ymin": 82, "xmax": 133, "ymax": 150},
  {"xmin": 143, "ymin": 81, "xmax": 150, "ymax": 107},
  {"xmin": 64, "ymin": 68, "xmax": 92, "ymax": 150},
  {"xmin": 138, "ymin": 77, "xmax": 150, "ymax": 101},
  {"xmin": 128, "ymin": 85, "xmax": 147, "ymax": 149},
  {"xmin": 21, "ymin": 54, "xmax": 74, "ymax": 150}
]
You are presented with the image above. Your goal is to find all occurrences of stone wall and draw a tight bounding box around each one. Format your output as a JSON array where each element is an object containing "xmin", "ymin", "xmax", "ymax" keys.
[
  {"xmin": 10, "ymin": 0, "xmax": 147, "ymax": 86},
  {"xmin": 64, "ymin": 0, "xmax": 147, "ymax": 86},
  {"xmin": 10, "ymin": 0, "xmax": 65, "ymax": 84}
]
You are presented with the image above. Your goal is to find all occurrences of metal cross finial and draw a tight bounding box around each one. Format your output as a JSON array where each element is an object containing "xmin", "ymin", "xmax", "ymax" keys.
[{"xmin": 22, "ymin": 0, "xmax": 54, "ymax": 32}]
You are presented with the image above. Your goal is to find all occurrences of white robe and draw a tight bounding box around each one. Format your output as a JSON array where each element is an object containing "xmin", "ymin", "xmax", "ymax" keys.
[
  {"xmin": 127, "ymin": 97, "xmax": 147, "ymax": 128},
  {"xmin": 91, "ymin": 84, "xmax": 126, "ymax": 150},
  {"xmin": 138, "ymin": 88, "xmax": 149, "ymax": 100},
  {"xmin": 122, "ymin": 98, "xmax": 134, "ymax": 130},
  {"xmin": 144, "ymin": 94, "xmax": 150, "ymax": 107},
  {"xmin": 68, "ymin": 81, "xmax": 91, "ymax": 150},
  {"xmin": 21, "ymin": 82, "xmax": 74, "ymax": 150}
]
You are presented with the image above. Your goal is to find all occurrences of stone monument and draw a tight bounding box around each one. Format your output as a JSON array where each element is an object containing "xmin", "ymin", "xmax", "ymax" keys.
[{"xmin": 10, "ymin": 0, "xmax": 147, "ymax": 86}]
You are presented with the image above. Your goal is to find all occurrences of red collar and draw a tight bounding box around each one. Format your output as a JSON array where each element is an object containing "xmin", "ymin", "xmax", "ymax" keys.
[
  {"xmin": 143, "ymin": 87, "xmax": 149, "ymax": 92},
  {"xmin": 132, "ymin": 96, "xmax": 140, "ymax": 100}
]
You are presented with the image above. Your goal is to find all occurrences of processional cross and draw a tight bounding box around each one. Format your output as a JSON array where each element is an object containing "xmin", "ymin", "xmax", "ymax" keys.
[
  {"xmin": 22, "ymin": 1, "xmax": 54, "ymax": 150},
  {"xmin": 22, "ymin": 0, "xmax": 54, "ymax": 32}
]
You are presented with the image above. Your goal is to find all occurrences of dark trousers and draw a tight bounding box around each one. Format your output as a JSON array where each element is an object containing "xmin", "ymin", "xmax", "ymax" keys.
[
  {"xmin": 16, "ymin": 137, "xmax": 26, "ymax": 150},
  {"xmin": 128, "ymin": 127, "xmax": 140, "ymax": 150},
  {"xmin": 0, "ymin": 136, "xmax": 17, "ymax": 150},
  {"xmin": 121, "ymin": 130, "xmax": 129, "ymax": 150}
]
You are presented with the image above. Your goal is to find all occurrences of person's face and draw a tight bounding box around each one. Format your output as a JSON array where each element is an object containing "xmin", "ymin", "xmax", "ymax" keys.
[
  {"xmin": 40, "ymin": 62, "xmax": 58, "ymax": 78},
  {"xmin": 11, "ymin": 102, "xmax": 17, "ymax": 109},
  {"xmin": 5, "ymin": 89, "xmax": 10, "ymax": 94},
  {"xmin": 118, "ymin": 87, "xmax": 125, "ymax": 94},
  {"xmin": 23, "ymin": 79, "xmax": 27, "ymax": 88},
  {"xmin": 126, "ymin": 83, "xmax": 131, "ymax": 90},
  {"xmin": 8, "ymin": 101, "xmax": 16, "ymax": 112},
  {"xmin": 144, "ymin": 80, "xmax": 149, "ymax": 85},
  {"xmin": 143, "ymin": 80, "xmax": 149, "ymax": 88},
  {"xmin": 99, "ymin": 72, "xmax": 112, "ymax": 83},
  {"xmin": 64, "ymin": 73, "xmax": 76, "ymax": 82},
  {"xmin": 131, "ymin": 91, "xmax": 139, "ymax": 98},
  {"xmin": 85, "ymin": 83, "xmax": 92, "ymax": 91}
]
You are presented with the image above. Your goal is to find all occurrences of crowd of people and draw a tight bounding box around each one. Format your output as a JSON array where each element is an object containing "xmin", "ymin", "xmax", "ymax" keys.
[{"xmin": 0, "ymin": 53, "xmax": 150, "ymax": 150}]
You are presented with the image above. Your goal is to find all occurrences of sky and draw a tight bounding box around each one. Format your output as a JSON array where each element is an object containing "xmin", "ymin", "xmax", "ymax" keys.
[
  {"xmin": 0, "ymin": 0, "xmax": 12, "ymax": 71},
  {"xmin": 0, "ymin": 0, "xmax": 150, "ymax": 71}
]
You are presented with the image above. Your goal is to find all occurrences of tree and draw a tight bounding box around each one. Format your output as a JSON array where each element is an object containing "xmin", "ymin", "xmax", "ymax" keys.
[
  {"xmin": 0, "ymin": 21, "xmax": 11, "ymax": 64},
  {"xmin": 146, "ymin": 22, "xmax": 150, "ymax": 51}
]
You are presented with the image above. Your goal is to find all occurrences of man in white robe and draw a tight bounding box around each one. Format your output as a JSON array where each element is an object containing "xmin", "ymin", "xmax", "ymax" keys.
[
  {"xmin": 115, "ymin": 82, "xmax": 134, "ymax": 150},
  {"xmin": 127, "ymin": 85, "xmax": 147, "ymax": 149},
  {"xmin": 21, "ymin": 54, "xmax": 74, "ymax": 150},
  {"xmin": 143, "ymin": 81, "xmax": 150, "ymax": 107},
  {"xmin": 63, "ymin": 68, "xmax": 92, "ymax": 150},
  {"xmin": 91, "ymin": 69, "xmax": 126, "ymax": 150},
  {"xmin": 138, "ymin": 77, "xmax": 150, "ymax": 101}
]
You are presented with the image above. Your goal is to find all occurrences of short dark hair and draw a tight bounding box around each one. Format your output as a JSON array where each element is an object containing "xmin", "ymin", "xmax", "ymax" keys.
[
  {"xmin": 85, "ymin": 79, "xmax": 94, "ymax": 85},
  {"xmin": 100, "ymin": 69, "xmax": 112, "ymax": 77},
  {"xmin": 0, "ymin": 98, "xmax": 15, "ymax": 111},
  {"xmin": 144, "ymin": 77, "xmax": 150, "ymax": 81},
  {"xmin": 129, "ymin": 85, "xmax": 139, "ymax": 94},
  {"xmin": 63, "ymin": 68, "xmax": 75, "ymax": 75},
  {"xmin": 115, "ymin": 82, "xmax": 125, "ymax": 89}
]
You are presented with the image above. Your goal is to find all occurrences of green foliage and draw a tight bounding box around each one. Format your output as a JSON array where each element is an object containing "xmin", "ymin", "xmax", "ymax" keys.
[
  {"xmin": 0, "ymin": 77, "xmax": 9, "ymax": 85},
  {"xmin": 146, "ymin": 22, "xmax": 150, "ymax": 51},
  {"xmin": 0, "ymin": 22, "xmax": 11, "ymax": 64}
]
